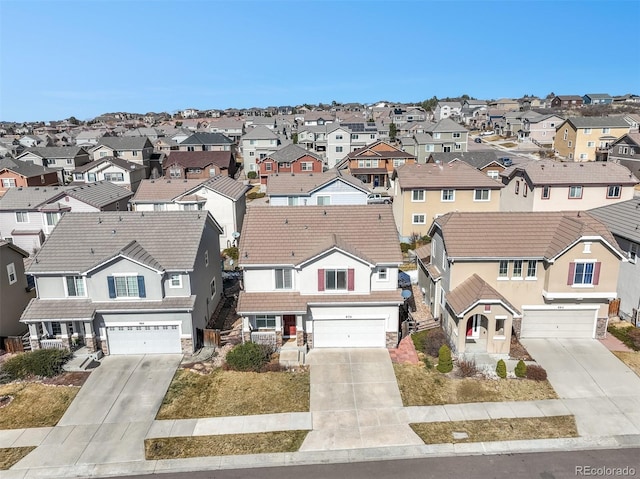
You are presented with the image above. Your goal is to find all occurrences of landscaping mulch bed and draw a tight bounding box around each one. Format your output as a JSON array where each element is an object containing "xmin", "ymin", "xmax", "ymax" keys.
[
  {"xmin": 509, "ymin": 336, "xmax": 533, "ymax": 361},
  {"xmin": 42, "ymin": 371, "xmax": 90, "ymax": 387}
]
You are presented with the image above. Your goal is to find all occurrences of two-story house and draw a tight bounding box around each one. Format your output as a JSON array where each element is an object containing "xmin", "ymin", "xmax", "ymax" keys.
[
  {"xmin": 178, "ymin": 132, "xmax": 235, "ymax": 153},
  {"xmin": 241, "ymin": 126, "xmax": 281, "ymax": 175},
  {"xmin": 550, "ymin": 95, "xmax": 584, "ymax": 109},
  {"xmin": 554, "ymin": 117, "xmax": 630, "ymax": 161},
  {"xmin": 237, "ymin": 205, "xmax": 404, "ymax": 349},
  {"xmin": 0, "ymin": 158, "xmax": 59, "ymax": 196},
  {"xmin": 402, "ymin": 119, "xmax": 469, "ymax": 162},
  {"xmin": 0, "ymin": 182, "xmax": 133, "ymax": 253},
  {"xmin": 426, "ymin": 151, "xmax": 505, "ymax": 180},
  {"xmin": 130, "ymin": 176, "xmax": 249, "ymax": 249},
  {"xmin": 342, "ymin": 140, "xmax": 417, "ymax": 189},
  {"xmin": 257, "ymin": 144, "xmax": 324, "ymax": 184},
  {"xmin": 267, "ymin": 170, "xmax": 370, "ymax": 206},
  {"xmin": 162, "ymin": 151, "xmax": 237, "ymax": 180},
  {"xmin": 520, "ymin": 113, "xmax": 564, "ymax": 146},
  {"xmin": 499, "ymin": 159, "xmax": 638, "ymax": 212},
  {"xmin": 391, "ymin": 161, "xmax": 503, "ymax": 241},
  {"xmin": 607, "ymin": 132, "xmax": 640, "ymax": 177},
  {"xmin": 16, "ymin": 146, "xmax": 91, "ymax": 184},
  {"xmin": 421, "ymin": 211, "xmax": 626, "ymax": 355},
  {"xmin": 209, "ymin": 118, "xmax": 245, "ymax": 143},
  {"xmin": 0, "ymin": 241, "xmax": 34, "ymax": 340},
  {"xmin": 20, "ymin": 211, "xmax": 223, "ymax": 354},
  {"xmin": 71, "ymin": 157, "xmax": 148, "ymax": 192},
  {"xmin": 90, "ymin": 137, "xmax": 154, "ymax": 166},
  {"xmin": 589, "ymin": 199, "xmax": 640, "ymax": 325},
  {"xmin": 434, "ymin": 102, "xmax": 462, "ymax": 121}
]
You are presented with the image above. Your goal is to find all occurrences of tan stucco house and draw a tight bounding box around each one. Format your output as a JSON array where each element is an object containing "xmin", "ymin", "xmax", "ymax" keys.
[{"xmin": 554, "ymin": 117, "xmax": 630, "ymax": 162}]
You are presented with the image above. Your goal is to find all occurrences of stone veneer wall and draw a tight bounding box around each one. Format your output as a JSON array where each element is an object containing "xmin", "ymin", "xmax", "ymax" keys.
[
  {"xmin": 307, "ymin": 332, "xmax": 313, "ymax": 349},
  {"xmin": 386, "ymin": 331, "xmax": 399, "ymax": 349},
  {"xmin": 596, "ymin": 317, "xmax": 608, "ymax": 339},
  {"xmin": 181, "ymin": 337, "xmax": 193, "ymax": 354},
  {"xmin": 296, "ymin": 330, "xmax": 306, "ymax": 347}
]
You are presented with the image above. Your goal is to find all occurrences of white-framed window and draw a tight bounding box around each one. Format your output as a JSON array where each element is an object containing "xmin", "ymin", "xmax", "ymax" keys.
[
  {"xmin": 607, "ymin": 185, "xmax": 621, "ymax": 198},
  {"xmin": 378, "ymin": 267, "xmax": 388, "ymax": 281},
  {"xmin": 351, "ymin": 134, "xmax": 359, "ymax": 140},
  {"xmin": 568, "ymin": 141, "xmax": 572, "ymax": 147},
  {"xmin": 412, "ymin": 190, "xmax": 425, "ymax": 202},
  {"xmin": 370, "ymin": 134, "xmax": 376, "ymax": 139},
  {"xmin": 153, "ymin": 203, "xmax": 166, "ymax": 211},
  {"xmin": 487, "ymin": 170, "xmax": 499, "ymax": 179},
  {"xmin": 335, "ymin": 134, "xmax": 343, "ymax": 140},
  {"xmin": 265, "ymin": 162, "xmax": 272, "ymax": 171},
  {"xmin": 64, "ymin": 275, "xmax": 86, "ymax": 296},
  {"xmin": 99, "ymin": 151, "xmax": 108, "ymax": 157},
  {"xmin": 287, "ymin": 197, "xmax": 299, "ymax": 206},
  {"xmin": 569, "ymin": 186, "xmax": 583, "ymax": 199},
  {"xmin": 316, "ymin": 195, "xmax": 330, "ymax": 205},
  {"xmin": 336, "ymin": 146, "xmax": 343, "ymax": 153},
  {"xmin": 441, "ymin": 189, "xmax": 455, "ymax": 202},
  {"xmin": 66, "ymin": 159, "xmax": 73, "ymax": 165},
  {"xmin": 573, "ymin": 261, "xmax": 595, "ymax": 285},
  {"xmin": 6, "ymin": 263, "xmax": 16, "ymax": 285},
  {"xmin": 619, "ymin": 146, "xmax": 629, "ymax": 155},
  {"xmin": 498, "ymin": 260, "xmax": 508, "ymax": 278},
  {"xmin": 275, "ymin": 268, "xmax": 292, "ymax": 289},
  {"xmin": 169, "ymin": 273, "xmax": 182, "ymax": 288},
  {"xmin": 210, "ymin": 277, "xmax": 216, "ymax": 297},
  {"xmin": 568, "ymin": 153, "xmax": 573, "ymax": 160},
  {"xmin": 15, "ymin": 211, "xmax": 28, "ymax": 223},
  {"xmin": 104, "ymin": 172, "xmax": 124, "ymax": 181},
  {"xmin": 393, "ymin": 159, "xmax": 405, "ymax": 167},
  {"xmin": 204, "ymin": 250, "xmax": 209, "ymax": 267},
  {"xmin": 425, "ymin": 144, "xmax": 435, "ymax": 152},
  {"xmin": 169, "ymin": 168, "xmax": 181, "ymax": 178},
  {"xmin": 453, "ymin": 132, "xmax": 461, "ymax": 138},
  {"xmin": 584, "ymin": 128, "xmax": 592, "ymax": 134},
  {"xmin": 629, "ymin": 243, "xmax": 637, "ymax": 264},
  {"xmin": 526, "ymin": 261, "xmax": 537, "ymax": 278},
  {"xmin": 2, "ymin": 178, "xmax": 16, "ymax": 188},
  {"xmin": 412, "ymin": 214, "xmax": 426, "ymax": 224},
  {"xmin": 523, "ymin": 183, "xmax": 528, "ymax": 197},
  {"xmin": 249, "ymin": 151, "xmax": 255, "ymax": 157},
  {"xmin": 256, "ymin": 314, "xmax": 276, "ymax": 329},
  {"xmin": 495, "ymin": 317, "xmax": 506, "ymax": 337},
  {"xmin": 45, "ymin": 212, "xmax": 60, "ymax": 226},
  {"xmin": 587, "ymin": 141, "xmax": 595, "ymax": 148},
  {"xmin": 358, "ymin": 159, "xmax": 379, "ymax": 168},
  {"xmin": 74, "ymin": 173, "xmax": 84, "ymax": 181},
  {"xmin": 325, "ymin": 269, "xmax": 347, "ymax": 290},
  {"xmin": 301, "ymin": 162, "xmax": 313, "ymax": 171},
  {"xmin": 474, "ymin": 189, "xmax": 490, "ymax": 201},
  {"xmin": 602, "ymin": 128, "xmax": 610, "ymax": 134},
  {"xmin": 132, "ymin": 150, "xmax": 138, "ymax": 156},
  {"xmin": 513, "ymin": 260, "xmax": 523, "ymax": 278},
  {"xmin": 563, "ymin": 129, "xmax": 568, "ymax": 140},
  {"xmin": 434, "ymin": 132, "xmax": 441, "ymax": 139},
  {"xmin": 114, "ymin": 275, "xmax": 141, "ymax": 297},
  {"xmin": 579, "ymin": 153, "xmax": 588, "ymax": 160},
  {"xmin": 515, "ymin": 181, "xmax": 520, "ymax": 194}
]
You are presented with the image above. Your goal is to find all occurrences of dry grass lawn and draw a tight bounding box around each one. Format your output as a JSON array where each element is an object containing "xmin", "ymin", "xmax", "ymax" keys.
[
  {"xmin": 157, "ymin": 368, "xmax": 310, "ymax": 419},
  {"xmin": 0, "ymin": 447, "xmax": 35, "ymax": 470},
  {"xmin": 0, "ymin": 383, "xmax": 79, "ymax": 429},
  {"xmin": 500, "ymin": 142, "xmax": 518, "ymax": 148},
  {"xmin": 410, "ymin": 416, "xmax": 577, "ymax": 444},
  {"xmin": 394, "ymin": 364, "xmax": 557, "ymax": 406},
  {"xmin": 145, "ymin": 430, "xmax": 308, "ymax": 459},
  {"xmin": 613, "ymin": 351, "xmax": 640, "ymax": 377}
]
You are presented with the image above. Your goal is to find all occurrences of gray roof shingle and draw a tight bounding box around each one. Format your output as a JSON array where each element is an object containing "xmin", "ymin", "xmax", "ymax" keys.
[
  {"xmin": 265, "ymin": 144, "xmax": 321, "ymax": 163},
  {"xmin": 96, "ymin": 137, "xmax": 153, "ymax": 150},
  {"xmin": 180, "ymin": 132, "xmax": 234, "ymax": 146},
  {"xmin": 589, "ymin": 198, "xmax": 640, "ymax": 244},
  {"xmin": 566, "ymin": 116, "xmax": 631, "ymax": 129},
  {"xmin": 500, "ymin": 159, "xmax": 638, "ymax": 186}
]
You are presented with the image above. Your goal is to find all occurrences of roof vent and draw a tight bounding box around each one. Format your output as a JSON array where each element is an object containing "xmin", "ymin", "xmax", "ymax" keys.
[
  {"xmin": 98, "ymin": 217, "xmax": 102, "ymax": 223},
  {"xmin": 90, "ymin": 248, "xmax": 94, "ymax": 254},
  {"xmin": 244, "ymin": 251, "xmax": 248, "ymax": 258},
  {"xmin": 112, "ymin": 229, "xmax": 116, "ymax": 234},
  {"xmin": 285, "ymin": 218, "xmax": 288, "ymax": 224},
  {"xmin": 580, "ymin": 164, "xmax": 584, "ymax": 167},
  {"xmin": 291, "ymin": 251, "xmax": 295, "ymax": 257}
]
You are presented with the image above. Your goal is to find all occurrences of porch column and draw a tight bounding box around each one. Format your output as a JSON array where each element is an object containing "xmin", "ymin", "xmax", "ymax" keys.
[
  {"xmin": 457, "ymin": 316, "xmax": 467, "ymax": 353},
  {"xmin": 83, "ymin": 321, "xmax": 97, "ymax": 353},
  {"xmin": 59, "ymin": 322, "xmax": 71, "ymax": 349},
  {"xmin": 28, "ymin": 323, "xmax": 40, "ymax": 351}
]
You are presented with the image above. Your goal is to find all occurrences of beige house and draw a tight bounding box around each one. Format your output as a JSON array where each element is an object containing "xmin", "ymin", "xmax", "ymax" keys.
[
  {"xmin": 420, "ymin": 211, "xmax": 626, "ymax": 355},
  {"xmin": 499, "ymin": 159, "xmax": 638, "ymax": 212},
  {"xmin": 554, "ymin": 117, "xmax": 630, "ymax": 161},
  {"xmin": 391, "ymin": 162, "xmax": 503, "ymax": 241}
]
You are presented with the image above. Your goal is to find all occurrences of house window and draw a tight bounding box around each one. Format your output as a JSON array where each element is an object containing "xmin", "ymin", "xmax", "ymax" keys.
[
  {"xmin": 51, "ymin": 323, "xmax": 62, "ymax": 335},
  {"xmin": 515, "ymin": 181, "xmax": 520, "ymax": 194},
  {"xmin": 602, "ymin": 128, "xmax": 610, "ymax": 134},
  {"xmin": 629, "ymin": 243, "xmax": 637, "ymax": 264},
  {"xmin": 15, "ymin": 211, "xmax": 28, "ymax": 223},
  {"xmin": 110, "ymin": 275, "xmax": 144, "ymax": 298},
  {"xmin": 571, "ymin": 262, "xmax": 596, "ymax": 285},
  {"xmin": 474, "ymin": 189, "xmax": 490, "ymax": 201},
  {"xmin": 495, "ymin": 318, "xmax": 505, "ymax": 336},
  {"xmin": 454, "ymin": 143, "xmax": 462, "ymax": 150},
  {"xmin": 153, "ymin": 204, "xmax": 166, "ymax": 211},
  {"xmin": 249, "ymin": 151, "xmax": 255, "ymax": 157},
  {"xmin": 587, "ymin": 141, "xmax": 595, "ymax": 148},
  {"xmin": 434, "ymin": 133, "xmax": 441, "ymax": 139},
  {"xmin": 316, "ymin": 195, "xmax": 330, "ymax": 205},
  {"xmin": 169, "ymin": 168, "xmax": 181, "ymax": 178},
  {"xmin": 325, "ymin": 269, "xmax": 348, "ymax": 290},
  {"xmin": 513, "ymin": 260, "xmax": 523, "ymax": 278},
  {"xmin": 579, "ymin": 153, "xmax": 588, "ymax": 160},
  {"xmin": 412, "ymin": 190, "xmax": 425, "ymax": 202},
  {"xmin": 351, "ymin": 134, "xmax": 359, "ymax": 140},
  {"xmin": 187, "ymin": 146, "xmax": 195, "ymax": 151},
  {"xmin": 569, "ymin": 186, "xmax": 583, "ymax": 199},
  {"xmin": 393, "ymin": 159, "xmax": 405, "ymax": 167},
  {"xmin": 583, "ymin": 242, "xmax": 592, "ymax": 253},
  {"xmin": 210, "ymin": 278, "xmax": 216, "ymax": 297},
  {"xmin": 204, "ymin": 250, "xmax": 209, "ymax": 267},
  {"xmin": 568, "ymin": 141, "xmax": 572, "ymax": 147},
  {"xmin": 453, "ymin": 132, "xmax": 461, "ymax": 138},
  {"xmin": 104, "ymin": 172, "xmax": 124, "ymax": 181},
  {"xmin": 6, "ymin": 263, "xmax": 16, "ymax": 285},
  {"xmin": 265, "ymin": 163, "xmax": 272, "ymax": 171},
  {"xmin": 526, "ymin": 261, "xmax": 537, "ymax": 278},
  {"xmin": 99, "ymin": 151, "xmax": 108, "ymax": 157},
  {"xmin": 412, "ymin": 214, "xmax": 426, "ymax": 224},
  {"xmin": 336, "ymin": 146, "xmax": 343, "ymax": 153},
  {"xmin": 287, "ymin": 197, "xmax": 299, "ymax": 206},
  {"xmin": 607, "ymin": 185, "xmax": 621, "ymax": 198},
  {"xmin": 301, "ymin": 162, "xmax": 313, "ymax": 171},
  {"xmin": 619, "ymin": 146, "xmax": 628, "ymax": 154},
  {"xmin": 65, "ymin": 276, "xmax": 86, "ymax": 297},
  {"xmin": 275, "ymin": 269, "xmax": 292, "ymax": 289},
  {"xmin": 563, "ymin": 129, "xmax": 568, "ymax": 140},
  {"xmin": 498, "ymin": 260, "xmax": 508, "ymax": 278},
  {"xmin": 66, "ymin": 159, "xmax": 73, "ymax": 165},
  {"xmin": 74, "ymin": 173, "xmax": 84, "ymax": 181},
  {"xmin": 487, "ymin": 170, "xmax": 499, "ymax": 179},
  {"xmin": 132, "ymin": 151, "xmax": 138, "ymax": 156},
  {"xmin": 441, "ymin": 189, "xmax": 455, "ymax": 202},
  {"xmin": 523, "ymin": 183, "xmax": 528, "ymax": 197},
  {"xmin": 542, "ymin": 186, "xmax": 550, "ymax": 199},
  {"xmin": 584, "ymin": 128, "xmax": 592, "ymax": 134},
  {"xmin": 46, "ymin": 212, "xmax": 60, "ymax": 226},
  {"xmin": 336, "ymin": 135, "xmax": 343, "ymax": 140},
  {"xmin": 255, "ymin": 315, "xmax": 276, "ymax": 329},
  {"xmin": 378, "ymin": 267, "xmax": 388, "ymax": 280},
  {"xmin": 169, "ymin": 273, "xmax": 182, "ymax": 288},
  {"xmin": 1, "ymin": 178, "xmax": 16, "ymax": 188}
]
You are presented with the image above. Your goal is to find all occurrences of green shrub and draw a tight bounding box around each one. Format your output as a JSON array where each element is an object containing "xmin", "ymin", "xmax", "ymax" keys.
[
  {"xmin": 225, "ymin": 342, "xmax": 272, "ymax": 372},
  {"xmin": 247, "ymin": 171, "xmax": 258, "ymax": 180},
  {"xmin": 607, "ymin": 325, "xmax": 640, "ymax": 351},
  {"xmin": 247, "ymin": 192, "xmax": 265, "ymax": 200},
  {"xmin": 495, "ymin": 359, "xmax": 507, "ymax": 379},
  {"xmin": 436, "ymin": 345, "xmax": 453, "ymax": 373},
  {"xmin": 1, "ymin": 349, "xmax": 72, "ymax": 380},
  {"xmin": 525, "ymin": 364, "xmax": 548, "ymax": 381},
  {"xmin": 514, "ymin": 360, "xmax": 527, "ymax": 378},
  {"xmin": 400, "ymin": 243, "xmax": 411, "ymax": 254},
  {"xmin": 222, "ymin": 246, "xmax": 239, "ymax": 262}
]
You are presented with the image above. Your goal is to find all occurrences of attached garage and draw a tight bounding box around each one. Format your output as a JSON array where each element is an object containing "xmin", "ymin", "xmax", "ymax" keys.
[
  {"xmin": 313, "ymin": 319, "xmax": 386, "ymax": 348},
  {"xmin": 107, "ymin": 324, "xmax": 182, "ymax": 354},
  {"xmin": 520, "ymin": 308, "xmax": 598, "ymax": 339}
]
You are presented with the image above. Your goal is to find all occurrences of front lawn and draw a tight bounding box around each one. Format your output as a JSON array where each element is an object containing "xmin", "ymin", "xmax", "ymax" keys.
[
  {"xmin": 157, "ymin": 368, "xmax": 310, "ymax": 419},
  {"xmin": 0, "ymin": 447, "xmax": 35, "ymax": 470},
  {"xmin": 394, "ymin": 363, "xmax": 557, "ymax": 406},
  {"xmin": 0, "ymin": 382, "xmax": 80, "ymax": 429},
  {"xmin": 607, "ymin": 323, "xmax": 640, "ymax": 351},
  {"xmin": 145, "ymin": 430, "xmax": 308, "ymax": 459},
  {"xmin": 410, "ymin": 416, "xmax": 577, "ymax": 444},
  {"xmin": 613, "ymin": 351, "xmax": 640, "ymax": 377}
]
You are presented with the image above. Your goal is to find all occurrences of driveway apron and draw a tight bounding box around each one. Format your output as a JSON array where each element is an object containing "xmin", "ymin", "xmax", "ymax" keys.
[
  {"xmin": 13, "ymin": 354, "xmax": 182, "ymax": 469},
  {"xmin": 522, "ymin": 339, "xmax": 640, "ymax": 437},
  {"xmin": 300, "ymin": 348, "xmax": 423, "ymax": 451}
]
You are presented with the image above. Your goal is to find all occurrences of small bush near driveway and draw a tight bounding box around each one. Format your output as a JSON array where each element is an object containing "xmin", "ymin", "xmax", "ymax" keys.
[
  {"xmin": 515, "ymin": 360, "xmax": 527, "ymax": 378},
  {"xmin": 607, "ymin": 324, "xmax": 640, "ymax": 351},
  {"xmin": 1, "ymin": 349, "xmax": 73, "ymax": 381},
  {"xmin": 436, "ymin": 345, "xmax": 453, "ymax": 373},
  {"xmin": 456, "ymin": 358, "xmax": 478, "ymax": 378},
  {"xmin": 525, "ymin": 364, "xmax": 548, "ymax": 381},
  {"xmin": 495, "ymin": 359, "xmax": 507, "ymax": 379},
  {"xmin": 412, "ymin": 329, "xmax": 448, "ymax": 358},
  {"xmin": 225, "ymin": 342, "xmax": 272, "ymax": 372}
]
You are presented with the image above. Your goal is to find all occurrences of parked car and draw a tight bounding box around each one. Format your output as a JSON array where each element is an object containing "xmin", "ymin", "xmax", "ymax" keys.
[
  {"xmin": 480, "ymin": 130, "xmax": 495, "ymax": 137},
  {"xmin": 474, "ymin": 138, "xmax": 482, "ymax": 143},
  {"xmin": 500, "ymin": 157, "xmax": 513, "ymax": 167},
  {"xmin": 367, "ymin": 193, "xmax": 392, "ymax": 204}
]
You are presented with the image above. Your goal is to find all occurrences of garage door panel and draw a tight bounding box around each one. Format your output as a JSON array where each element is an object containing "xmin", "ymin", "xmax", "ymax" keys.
[
  {"xmin": 521, "ymin": 310, "xmax": 596, "ymax": 339},
  {"xmin": 314, "ymin": 319, "xmax": 386, "ymax": 348},
  {"xmin": 107, "ymin": 325, "xmax": 182, "ymax": 354}
]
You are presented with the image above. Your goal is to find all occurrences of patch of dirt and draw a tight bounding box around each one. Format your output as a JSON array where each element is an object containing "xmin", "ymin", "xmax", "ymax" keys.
[
  {"xmin": 509, "ymin": 336, "xmax": 533, "ymax": 361},
  {"xmin": 0, "ymin": 395, "xmax": 14, "ymax": 408},
  {"xmin": 41, "ymin": 372, "xmax": 91, "ymax": 387}
]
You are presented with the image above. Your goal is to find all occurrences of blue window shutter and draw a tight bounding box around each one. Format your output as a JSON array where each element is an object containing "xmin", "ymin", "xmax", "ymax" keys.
[
  {"xmin": 137, "ymin": 276, "xmax": 146, "ymax": 298},
  {"xmin": 107, "ymin": 276, "xmax": 116, "ymax": 298}
]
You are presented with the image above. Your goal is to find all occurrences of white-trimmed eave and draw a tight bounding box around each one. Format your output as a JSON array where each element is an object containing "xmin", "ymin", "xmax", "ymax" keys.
[
  {"xmin": 453, "ymin": 298, "xmax": 522, "ymax": 319},
  {"xmin": 542, "ymin": 290, "xmax": 618, "ymax": 300},
  {"xmin": 549, "ymin": 235, "xmax": 628, "ymax": 263},
  {"xmin": 82, "ymin": 253, "xmax": 166, "ymax": 275},
  {"xmin": 296, "ymin": 246, "xmax": 376, "ymax": 268}
]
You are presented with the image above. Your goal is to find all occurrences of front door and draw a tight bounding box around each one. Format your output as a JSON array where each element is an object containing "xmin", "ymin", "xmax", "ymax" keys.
[
  {"xmin": 467, "ymin": 315, "xmax": 481, "ymax": 339},
  {"xmin": 283, "ymin": 315, "xmax": 296, "ymax": 338}
]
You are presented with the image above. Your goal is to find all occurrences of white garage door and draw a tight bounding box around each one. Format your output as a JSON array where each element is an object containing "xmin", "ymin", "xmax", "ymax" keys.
[
  {"xmin": 107, "ymin": 325, "xmax": 182, "ymax": 355},
  {"xmin": 313, "ymin": 319, "xmax": 386, "ymax": 348},
  {"xmin": 521, "ymin": 309, "xmax": 597, "ymax": 339}
]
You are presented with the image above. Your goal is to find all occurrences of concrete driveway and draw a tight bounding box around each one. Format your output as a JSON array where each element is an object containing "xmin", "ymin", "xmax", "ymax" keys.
[
  {"xmin": 522, "ymin": 339, "xmax": 640, "ymax": 436},
  {"xmin": 300, "ymin": 348, "xmax": 423, "ymax": 451},
  {"xmin": 15, "ymin": 354, "xmax": 181, "ymax": 469}
]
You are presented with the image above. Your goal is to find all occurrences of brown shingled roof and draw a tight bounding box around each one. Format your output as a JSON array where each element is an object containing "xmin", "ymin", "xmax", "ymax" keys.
[
  {"xmin": 132, "ymin": 179, "xmax": 204, "ymax": 202},
  {"xmin": 431, "ymin": 211, "xmax": 625, "ymax": 260},
  {"xmin": 267, "ymin": 170, "xmax": 369, "ymax": 196},
  {"xmin": 238, "ymin": 205, "xmax": 402, "ymax": 266},
  {"xmin": 446, "ymin": 274, "xmax": 520, "ymax": 317},
  {"xmin": 164, "ymin": 151, "xmax": 234, "ymax": 170},
  {"xmin": 393, "ymin": 161, "xmax": 504, "ymax": 190},
  {"xmin": 501, "ymin": 159, "xmax": 638, "ymax": 186}
]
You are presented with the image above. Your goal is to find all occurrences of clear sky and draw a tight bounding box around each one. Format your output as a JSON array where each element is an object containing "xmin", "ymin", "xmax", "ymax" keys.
[{"xmin": 1, "ymin": 0, "xmax": 639, "ymax": 122}]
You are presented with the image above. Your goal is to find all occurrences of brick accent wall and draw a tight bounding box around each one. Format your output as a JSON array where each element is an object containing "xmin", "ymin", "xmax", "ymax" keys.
[
  {"xmin": 307, "ymin": 332, "xmax": 313, "ymax": 349},
  {"xmin": 512, "ymin": 318, "xmax": 522, "ymax": 339},
  {"xmin": 595, "ymin": 317, "xmax": 608, "ymax": 339},
  {"xmin": 100, "ymin": 339, "xmax": 110, "ymax": 356},
  {"xmin": 296, "ymin": 330, "xmax": 306, "ymax": 347},
  {"xmin": 181, "ymin": 337, "xmax": 193, "ymax": 354},
  {"xmin": 386, "ymin": 331, "xmax": 399, "ymax": 349},
  {"xmin": 275, "ymin": 331, "xmax": 283, "ymax": 349},
  {"xmin": 85, "ymin": 336, "xmax": 98, "ymax": 353}
]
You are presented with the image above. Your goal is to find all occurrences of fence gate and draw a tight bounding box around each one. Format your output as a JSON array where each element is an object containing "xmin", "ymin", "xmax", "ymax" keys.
[
  {"xmin": 608, "ymin": 298, "xmax": 621, "ymax": 317},
  {"xmin": 3, "ymin": 336, "xmax": 24, "ymax": 353},
  {"xmin": 203, "ymin": 329, "xmax": 221, "ymax": 348}
]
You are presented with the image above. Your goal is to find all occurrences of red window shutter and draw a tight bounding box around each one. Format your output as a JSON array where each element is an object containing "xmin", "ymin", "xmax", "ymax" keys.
[
  {"xmin": 593, "ymin": 262, "xmax": 601, "ymax": 285},
  {"xmin": 567, "ymin": 262, "xmax": 575, "ymax": 285},
  {"xmin": 347, "ymin": 268, "xmax": 355, "ymax": 291},
  {"xmin": 318, "ymin": 269, "xmax": 325, "ymax": 291}
]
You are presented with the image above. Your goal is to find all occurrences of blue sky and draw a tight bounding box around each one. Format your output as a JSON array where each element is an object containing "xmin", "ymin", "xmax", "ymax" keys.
[{"xmin": 1, "ymin": 0, "xmax": 639, "ymax": 122}]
